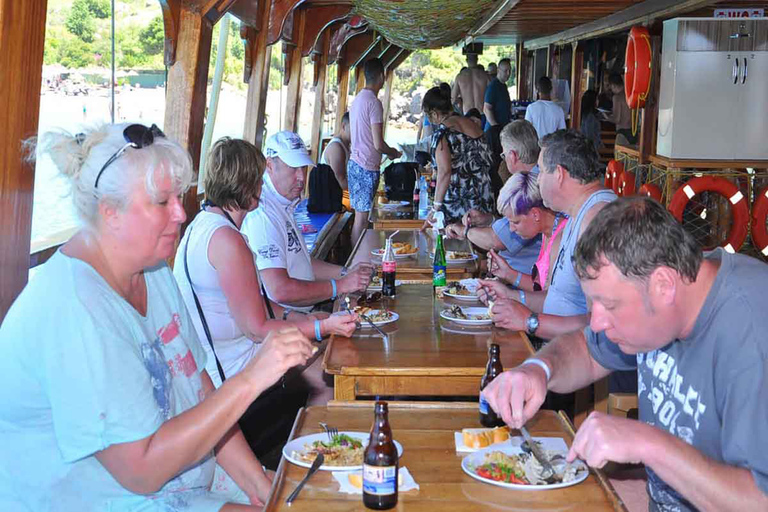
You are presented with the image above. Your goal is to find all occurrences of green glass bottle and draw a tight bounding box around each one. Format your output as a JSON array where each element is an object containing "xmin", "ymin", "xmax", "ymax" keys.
[{"xmin": 433, "ymin": 232, "xmax": 447, "ymax": 287}]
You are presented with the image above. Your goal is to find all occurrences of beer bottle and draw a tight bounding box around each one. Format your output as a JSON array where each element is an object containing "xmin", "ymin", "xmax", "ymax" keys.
[
  {"xmin": 433, "ymin": 231, "xmax": 447, "ymax": 287},
  {"xmin": 363, "ymin": 401, "xmax": 398, "ymax": 510},
  {"xmin": 382, "ymin": 239, "xmax": 397, "ymax": 297},
  {"xmin": 479, "ymin": 344, "xmax": 505, "ymax": 427}
]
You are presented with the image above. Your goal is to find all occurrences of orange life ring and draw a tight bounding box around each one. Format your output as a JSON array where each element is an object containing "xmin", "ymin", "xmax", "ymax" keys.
[
  {"xmin": 751, "ymin": 186, "xmax": 768, "ymax": 257},
  {"xmin": 607, "ymin": 160, "xmax": 624, "ymax": 195},
  {"xmin": 638, "ymin": 183, "xmax": 662, "ymax": 202},
  {"xmin": 625, "ymin": 26, "xmax": 652, "ymax": 109},
  {"xmin": 604, "ymin": 167, "xmax": 613, "ymax": 191},
  {"xmin": 668, "ymin": 176, "xmax": 749, "ymax": 253},
  {"xmin": 619, "ymin": 170, "xmax": 636, "ymax": 196}
]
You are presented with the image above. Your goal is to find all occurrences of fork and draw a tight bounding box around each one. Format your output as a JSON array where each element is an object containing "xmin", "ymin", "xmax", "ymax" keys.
[{"xmin": 318, "ymin": 422, "xmax": 338, "ymax": 443}]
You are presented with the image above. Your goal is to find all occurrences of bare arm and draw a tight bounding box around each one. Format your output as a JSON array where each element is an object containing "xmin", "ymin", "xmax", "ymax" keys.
[
  {"xmin": 466, "ymin": 226, "xmax": 506, "ymax": 252},
  {"xmin": 325, "ymin": 144, "xmax": 348, "ymax": 190},
  {"xmin": 433, "ymin": 137, "xmax": 452, "ymax": 205},
  {"xmin": 484, "ymin": 102, "xmax": 497, "ymax": 126},
  {"xmin": 259, "ymin": 268, "xmax": 332, "ymax": 307},
  {"xmin": 311, "ymin": 258, "xmax": 344, "ymax": 280},
  {"xmin": 491, "ymin": 298, "xmax": 588, "ymax": 338},
  {"xmin": 451, "ymin": 79, "xmax": 461, "ymax": 105},
  {"xmin": 371, "ymin": 123, "xmax": 400, "ymax": 160}
]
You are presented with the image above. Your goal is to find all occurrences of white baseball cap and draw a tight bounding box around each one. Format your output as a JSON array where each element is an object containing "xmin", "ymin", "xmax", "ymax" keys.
[{"xmin": 264, "ymin": 131, "xmax": 314, "ymax": 168}]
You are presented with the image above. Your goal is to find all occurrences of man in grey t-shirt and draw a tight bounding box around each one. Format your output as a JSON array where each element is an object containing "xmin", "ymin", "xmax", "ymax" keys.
[{"xmin": 482, "ymin": 197, "xmax": 768, "ymax": 512}]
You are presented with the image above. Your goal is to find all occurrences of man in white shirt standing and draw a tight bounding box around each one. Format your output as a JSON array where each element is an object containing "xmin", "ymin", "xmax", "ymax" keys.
[
  {"xmin": 525, "ymin": 76, "xmax": 566, "ymax": 138},
  {"xmin": 242, "ymin": 131, "xmax": 372, "ymax": 314}
]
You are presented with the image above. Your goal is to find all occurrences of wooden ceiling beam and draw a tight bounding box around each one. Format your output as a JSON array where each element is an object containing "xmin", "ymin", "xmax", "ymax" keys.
[
  {"xmin": 199, "ymin": 0, "xmax": 239, "ymax": 24},
  {"xmin": 300, "ymin": 4, "xmax": 353, "ymax": 57},
  {"xmin": 329, "ymin": 24, "xmax": 369, "ymax": 64},
  {"xmin": 385, "ymin": 48, "xmax": 411, "ymax": 74},
  {"xmin": 523, "ymin": 0, "xmax": 717, "ymax": 49},
  {"xmin": 467, "ymin": 0, "xmax": 522, "ymax": 39},
  {"xmin": 268, "ymin": 0, "xmax": 306, "ymax": 46},
  {"xmin": 339, "ymin": 31, "xmax": 375, "ymax": 67},
  {"xmin": 351, "ymin": 35, "xmax": 384, "ymax": 69}
]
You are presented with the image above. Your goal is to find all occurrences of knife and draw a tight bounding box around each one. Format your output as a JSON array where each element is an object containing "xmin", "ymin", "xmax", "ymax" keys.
[
  {"xmin": 519, "ymin": 425, "xmax": 556, "ymax": 478},
  {"xmin": 286, "ymin": 453, "xmax": 324, "ymax": 504}
]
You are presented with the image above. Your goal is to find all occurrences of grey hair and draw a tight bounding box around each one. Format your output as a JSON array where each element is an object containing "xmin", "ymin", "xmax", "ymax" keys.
[
  {"xmin": 497, "ymin": 171, "xmax": 543, "ymax": 217},
  {"xmin": 500, "ymin": 120, "xmax": 540, "ymax": 165},
  {"xmin": 539, "ymin": 129, "xmax": 602, "ymax": 184},
  {"xmin": 24, "ymin": 123, "xmax": 194, "ymax": 228}
]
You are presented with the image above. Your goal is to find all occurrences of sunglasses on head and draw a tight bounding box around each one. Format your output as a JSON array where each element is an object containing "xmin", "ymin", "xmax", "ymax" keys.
[{"xmin": 94, "ymin": 124, "xmax": 165, "ymax": 188}]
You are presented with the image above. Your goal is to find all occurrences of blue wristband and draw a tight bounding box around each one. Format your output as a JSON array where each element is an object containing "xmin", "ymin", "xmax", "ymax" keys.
[
  {"xmin": 519, "ymin": 289, "xmax": 527, "ymax": 305},
  {"xmin": 314, "ymin": 319, "xmax": 323, "ymax": 341},
  {"xmin": 513, "ymin": 271, "xmax": 523, "ymax": 288},
  {"xmin": 330, "ymin": 279, "xmax": 337, "ymax": 300}
]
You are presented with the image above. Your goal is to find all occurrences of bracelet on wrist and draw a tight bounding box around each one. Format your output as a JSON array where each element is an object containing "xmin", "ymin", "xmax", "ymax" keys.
[
  {"xmin": 513, "ymin": 271, "xmax": 523, "ymax": 288},
  {"xmin": 330, "ymin": 279, "xmax": 338, "ymax": 300},
  {"xmin": 521, "ymin": 358, "xmax": 551, "ymax": 382},
  {"xmin": 282, "ymin": 309, "xmax": 291, "ymax": 321},
  {"xmin": 314, "ymin": 319, "xmax": 323, "ymax": 341},
  {"xmin": 518, "ymin": 289, "xmax": 526, "ymax": 305},
  {"xmin": 340, "ymin": 266, "xmax": 348, "ymax": 277}
]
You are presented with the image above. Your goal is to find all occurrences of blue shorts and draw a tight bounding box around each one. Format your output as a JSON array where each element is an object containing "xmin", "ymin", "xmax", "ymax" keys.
[{"xmin": 347, "ymin": 159, "xmax": 380, "ymax": 212}]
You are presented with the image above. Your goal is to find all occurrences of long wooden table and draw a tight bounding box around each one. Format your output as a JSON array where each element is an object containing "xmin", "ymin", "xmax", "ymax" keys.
[
  {"xmin": 348, "ymin": 229, "xmax": 479, "ymax": 282},
  {"xmin": 264, "ymin": 402, "xmax": 628, "ymax": 511},
  {"xmin": 324, "ymin": 284, "xmax": 534, "ymax": 401},
  {"xmin": 369, "ymin": 201, "xmax": 429, "ymax": 230}
]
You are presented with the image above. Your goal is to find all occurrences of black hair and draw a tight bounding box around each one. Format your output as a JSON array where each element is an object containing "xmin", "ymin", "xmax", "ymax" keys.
[
  {"xmin": 580, "ymin": 90, "xmax": 598, "ymax": 118},
  {"xmin": 341, "ymin": 112, "xmax": 350, "ymax": 125},
  {"xmin": 465, "ymin": 108, "xmax": 482, "ymax": 121},
  {"xmin": 539, "ymin": 129, "xmax": 601, "ymax": 184},
  {"xmin": 608, "ymin": 72, "xmax": 624, "ymax": 87},
  {"xmin": 536, "ymin": 76, "xmax": 553, "ymax": 95},
  {"xmin": 422, "ymin": 83, "xmax": 452, "ymax": 114},
  {"xmin": 364, "ymin": 58, "xmax": 384, "ymax": 83}
]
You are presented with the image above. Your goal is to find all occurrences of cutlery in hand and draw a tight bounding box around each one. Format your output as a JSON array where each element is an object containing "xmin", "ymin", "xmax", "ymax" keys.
[
  {"xmin": 285, "ymin": 453, "xmax": 324, "ymax": 504},
  {"xmin": 519, "ymin": 425, "xmax": 556, "ymax": 479}
]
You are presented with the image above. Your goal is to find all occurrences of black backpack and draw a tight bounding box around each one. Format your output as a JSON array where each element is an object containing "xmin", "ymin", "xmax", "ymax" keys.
[
  {"xmin": 307, "ymin": 164, "xmax": 343, "ymax": 213},
  {"xmin": 383, "ymin": 162, "xmax": 418, "ymax": 202}
]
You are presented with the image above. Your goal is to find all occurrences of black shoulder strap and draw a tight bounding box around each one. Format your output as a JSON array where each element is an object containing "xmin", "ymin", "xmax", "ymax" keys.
[{"xmin": 183, "ymin": 222, "xmax": 227, "ymax": 383}]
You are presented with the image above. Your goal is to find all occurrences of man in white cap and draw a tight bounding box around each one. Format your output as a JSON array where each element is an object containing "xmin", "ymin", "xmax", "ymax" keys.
[{"xmin": 241, "ymin": 131, "xmax": 373, "ymax": 314}]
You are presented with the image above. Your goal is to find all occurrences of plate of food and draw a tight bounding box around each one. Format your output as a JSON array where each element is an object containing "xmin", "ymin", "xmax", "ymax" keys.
[
  {"xmin": 284, "ymin": 431, "xmax": 404, "ymax": 471},
  {"xmin": 461, "ymin": 442, "xmax": 588, "ymax": 490},
  {"xmin": 367, "ymin": 275, "xmax": 403, "ymax": 291},
  {"xmin": 443, "ymin": 280, "xmax": 480, "ymax": 301},
  {"xmin": 447, "ymin": 251, "xmax": 477, "ymax": 263},
  {"xmin": 378, "ymin": 200, "xmax": 410, "ymax": 209},
  {"xmin": 440, "ymin": 305, "xmax": 492, "ymax": 326},
  {"xmin": 372, "ymin": 242, "xmax": 418, "ymax": 259},
  {"xmin": 353, "ymin": 306, "xmax": 399, "ymax": 326}
]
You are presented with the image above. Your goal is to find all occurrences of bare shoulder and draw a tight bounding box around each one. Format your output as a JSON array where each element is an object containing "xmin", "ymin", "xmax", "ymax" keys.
[{"xmin": 208, "ymin": 226, "xmax": 251, "ymax": 268}]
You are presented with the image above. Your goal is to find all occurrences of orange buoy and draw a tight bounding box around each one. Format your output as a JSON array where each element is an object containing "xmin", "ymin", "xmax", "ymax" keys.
[
  {"xmin": 751, "ymin": 186, "xmax": 768, "ymax": 257},
  {"xmin": 607, "ymin": 160, "xmax": 624, "ymax": 195},
  {"xmin": 668, "ymin": 176, "xmax": 749, "ymax": 253},
  {"xmin": 638, "ymin": 183, "xmax": 662, "ymax": 202},
  {"xmin": 619, "ymin": 170, "xmax": 636, "ymax": 196},
  {"xmin": 625, "ymin": 26, "xmax": 652, "ymax": 109},
  {"xmin": 604, "ymin": 167, "xmax": 613, "ymax": 191}
]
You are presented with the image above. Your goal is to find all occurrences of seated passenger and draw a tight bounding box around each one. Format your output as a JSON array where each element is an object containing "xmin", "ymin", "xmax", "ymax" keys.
[
  {"xmin": 320, "ymin": 112, "xmax": 351, "ymax": 190},
  {"xmin": 483, "ymin": 196, "xmax": 768, "ymax": 512},
  {"xmin": 242, "ymin": 132, "xmax": 373, "ymax": 313},
  {"xmin": 444, "ymin": 120, "xmax": 542, "ymax": 275},
  {"xmin": 174, "ymin": 137, "xmax": 357, "ymax": 405},
  {"xmin": 0, "ymin": 123, "xmax": 314, "ymax": 509}
]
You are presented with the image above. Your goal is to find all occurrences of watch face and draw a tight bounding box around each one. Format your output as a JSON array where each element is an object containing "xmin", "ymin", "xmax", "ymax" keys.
[{"xmin": 527, "ymin": 314, "xmax": 539, "ymax": 333}]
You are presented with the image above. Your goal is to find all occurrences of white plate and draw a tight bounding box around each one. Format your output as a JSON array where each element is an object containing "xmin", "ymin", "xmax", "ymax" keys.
[
  {"xmin": 372, "ymin": 249, "xmax": 418, "ymax": 259},
  {"xmin": 429, "ymin": 252, "xmax": 478, "ymax": 264},
  {"xmin": 356, "ymin": 310, "xmax": 399, "ymax": 327},
  {"xmin": 367, "ymin": 279, "xmax": 403, "ymax": 291},
  {"xmin": 443, "ymin": 290, "xmax": 480, "ymax": 301},
  {"xmin": 378, "ymin": 200, "xmax": 410, "ymax": 209},
  {"xmin": 440, "ymin": 306, "xmax": 492, "ymax": 326},
  {"xmin": 283, "ymin": 431, "xmax": 404, "ymax": 471},
  {"xmin": 461, "ymin": 443, "xmax": 589, "ymax": 490}
]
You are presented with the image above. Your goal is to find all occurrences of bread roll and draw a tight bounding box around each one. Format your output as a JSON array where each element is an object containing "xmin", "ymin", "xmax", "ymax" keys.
[{"xmin": 462, "ymin": 426, "xmax": 509, "ymax": 448}]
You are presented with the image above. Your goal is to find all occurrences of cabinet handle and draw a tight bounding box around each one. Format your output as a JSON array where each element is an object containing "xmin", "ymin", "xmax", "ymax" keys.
[
  {"xmin": 742, "ymin": 57, "xmax": 748, "ymax": 85},
  {"xmin": 734, "ymin": 58, "xmax": 739, "ymax": 84}
]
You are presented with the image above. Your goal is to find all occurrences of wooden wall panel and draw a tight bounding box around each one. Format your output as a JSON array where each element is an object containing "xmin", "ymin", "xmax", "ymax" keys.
[
  {"xmin": 0, "ymin": 0, "xmax": 48, "ymax": 321},
  {"xmin": 310, "ymin": 32, "xmax": 330, "ymax": 162},
  {"xmin": 335, "ymin": 63, "xmax": 350, "ymax": 133},
  {"xmin": 243, "ymin": 0, "xmax": 273, "ymax": 147},
  {"xmin": 283, "ymin": 10, "xmax": 307, "ymax": 132}
]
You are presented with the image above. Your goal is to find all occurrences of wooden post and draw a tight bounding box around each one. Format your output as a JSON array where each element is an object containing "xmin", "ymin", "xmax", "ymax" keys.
[
  {"xmin": 164, "ymin": 8, "xmax": 214, "ymax": 230},
  {"xmin": 243, "ymin": 0, "xmax": 273, "ymax": 147},
  {"xmin": 0, "ymin": 0, "xmax": 47, "ymax": 321},
  {"xmin": 335, "ymin": 62, "xmax": 350, "ymax": 133},
  {"xmin": 381, "ymin": 69, "xmax": 395, "ymax": 139},
  {"xmin": 283, "ymin": 10, "xmax": 306, "ymax": 133},
  {"xmin": 355, "ymin": 65, "xmax": 365, "ymax": 95},
  {"xmin": 570, "ymin": 42, "xmax": 584, "ymax": 132},
  {"xmin": 310, "ymin": 32, "xmax": 330, "ymax": 163}
]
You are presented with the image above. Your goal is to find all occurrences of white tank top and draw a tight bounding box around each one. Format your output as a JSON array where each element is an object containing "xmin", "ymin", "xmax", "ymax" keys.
[
  {"xmin": 320, "ymin": 137, "xmax": 349, "ymax": 165},
  {"xmin": 173, "ymin": 210, "xmax": 261, "ymax": 387}
]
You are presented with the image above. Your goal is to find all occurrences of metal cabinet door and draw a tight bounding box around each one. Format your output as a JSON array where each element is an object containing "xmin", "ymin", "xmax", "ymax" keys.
[
  {"xmin": 669, "ymin": 51, "xmax": 738, "ymax": 159},
  {"xmin": 734, "ymin": 52, "xmax": 768, "ymax": 160}
]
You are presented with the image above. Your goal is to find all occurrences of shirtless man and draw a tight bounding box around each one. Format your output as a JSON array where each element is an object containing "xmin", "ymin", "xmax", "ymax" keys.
[{"xmin": 451, "ymin": 53, "xmax": 490, "ymax": 115}]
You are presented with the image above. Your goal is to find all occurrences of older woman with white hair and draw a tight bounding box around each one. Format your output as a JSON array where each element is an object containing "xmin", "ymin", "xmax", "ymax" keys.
[
  {"xmin": 480, "ymin": 171, "xmax": 568, "ymax": 308},
  {"xmin": 0, "ymin": 123, "xmax": 313, "ymax": 510}
]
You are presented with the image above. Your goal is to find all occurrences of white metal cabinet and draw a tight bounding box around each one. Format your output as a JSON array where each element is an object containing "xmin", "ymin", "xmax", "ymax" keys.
[{"xmin": 735, "ymin": 52, "xmax": 768, "ymax": 159}]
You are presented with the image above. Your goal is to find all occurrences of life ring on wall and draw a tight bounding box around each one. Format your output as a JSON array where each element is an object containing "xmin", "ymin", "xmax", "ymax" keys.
[
  {"xmin": 638, "ymin": 183, "xmax": 662, "ymax": 202},
  {"xmin": 625, "ymin": 26, "xmax": 652, "ymax": 109},
  {"xmin": 619, "ymin": 170, "xmax": 636, "ymax": 196},
  {"xmin": 751, "ymin": 186, "xmax": 768, "ymax": 257},
  {"xmin": 668, "ymin": 176, "xmax": 749, "ymax": 253},
  {"xmin": 607, "ymin": 160, "xmax": 624, "ymax": 195}
]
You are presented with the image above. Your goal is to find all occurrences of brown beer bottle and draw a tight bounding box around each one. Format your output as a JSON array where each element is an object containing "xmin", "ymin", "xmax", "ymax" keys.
[
  {"xmin": 363, "ymin": 401, "xmax": 398, "ymax": 509},
  {"xmin": 479, "ymin": 344, "xmax": 505, "ymax": 427}
]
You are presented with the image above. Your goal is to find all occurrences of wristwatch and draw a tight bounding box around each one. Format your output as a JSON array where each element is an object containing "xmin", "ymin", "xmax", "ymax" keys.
[
  {"xmin": 525, "ymin": 312, "xmax": 540, "ymax": 336},
  {"xmin": 340, "ymin": 265, "xmax": 348, "ymax": 277}
]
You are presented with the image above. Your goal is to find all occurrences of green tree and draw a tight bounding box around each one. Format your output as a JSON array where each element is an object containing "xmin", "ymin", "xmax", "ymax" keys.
[
  {"xmin": 140, "ymin": 15, "xmax": 165, "ymax": 56},
  {"xmin": 86, "ymin": 0, "xmax": 110, "ymax": 19},
  {"xmin": 59, "ymin": 37, "xmax": 95, "ymax": 68},
  {"xmin": 66, "ymin": 0, "xmax": 96, "ymax": 43}
]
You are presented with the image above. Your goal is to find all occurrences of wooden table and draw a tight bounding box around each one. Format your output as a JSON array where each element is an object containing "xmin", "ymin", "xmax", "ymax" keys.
[
  {"xmin": 369, "ymin": 201, "xmax": 429, "ymax": 230},
  {"xmin": 348, "ymin": 229, "xmax": 479, "ymax": 282},
  {"xmin": 263, "ymin": 402, "xmax": 628, "ymax": 511},
  {"xmin": 324, "ymin": 284, "xmax": 534, "ymax": 401}
]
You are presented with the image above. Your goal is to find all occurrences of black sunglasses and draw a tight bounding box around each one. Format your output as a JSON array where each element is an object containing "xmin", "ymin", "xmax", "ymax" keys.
[{"xmin": 94, "ymin": 124, "xmax": 165, "ymax": 188}]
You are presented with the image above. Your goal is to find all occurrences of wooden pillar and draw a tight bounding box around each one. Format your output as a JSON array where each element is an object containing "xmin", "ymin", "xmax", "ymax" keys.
[
  {"xmin": 243, "ymin": 0, "xmax": 273, "ymax": 147},
  {"xmin": 354, "ymin": 65, "xmax": 365, "ymax": 95},
  {"xmin": 381, "ymin": 69, "xmax": 395, "ymax": 139},
  {"xmin": 283, "ymin": 10, "xmax": 306, "ymax": 133},
  {"xmin": 639, "ymin": 32, "xmax": 662, "ymax": 164},
  {"xmin": 164, "ymin": 7, "xmax": 213, "ymax": 225},
  {"xmin": 517, "ymin": 45, "xmax": 530, "ymax": 101},
  {"xmin": 335, "ymin": 62, "xmax": 350, "ymax": 133},
  {"xmin": 309, "ymin": 33, "xmax": 330, "ymax": 163},
  {"xmin": 0, "ymin": 0, "xmax": 47, "ymax": 321},
  {"xmin": 570, "ymin": 42, "xmax": 584, "ymax": 132}
]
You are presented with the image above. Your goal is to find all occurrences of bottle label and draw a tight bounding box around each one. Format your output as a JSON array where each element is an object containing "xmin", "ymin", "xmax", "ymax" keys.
[
  {"xmin": 479, "ymin": 397, "xmax": 490, "ymax": 414},
  {"xmin": 433, "ymin": 266, "xmax": 446, "ymax": 285},
  {"xmin": 382, "ymin": 261, "xmax": 396, "ymax": 273},
  {"xmin": 363, "ymin": 464, "xmax": 397, "ymax": 496}
]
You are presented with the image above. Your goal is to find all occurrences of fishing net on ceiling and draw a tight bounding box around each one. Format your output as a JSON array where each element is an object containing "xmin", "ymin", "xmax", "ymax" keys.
[{"xmin": 353, "ymin": 0, "xmax": 497, "ymax": 49}]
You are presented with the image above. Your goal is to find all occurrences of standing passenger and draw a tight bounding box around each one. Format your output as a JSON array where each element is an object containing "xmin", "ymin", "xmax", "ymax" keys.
[
  {"xmin": 452, "ymin": 53, "xmax": 490, "ymax": 116},
  {"xmin": 525, "ymin": 76, "xmax": 567, "ymax": 138},
  {"xmin": 483, "ymin": 58, "xmax": 513, "ymax": 197}
]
